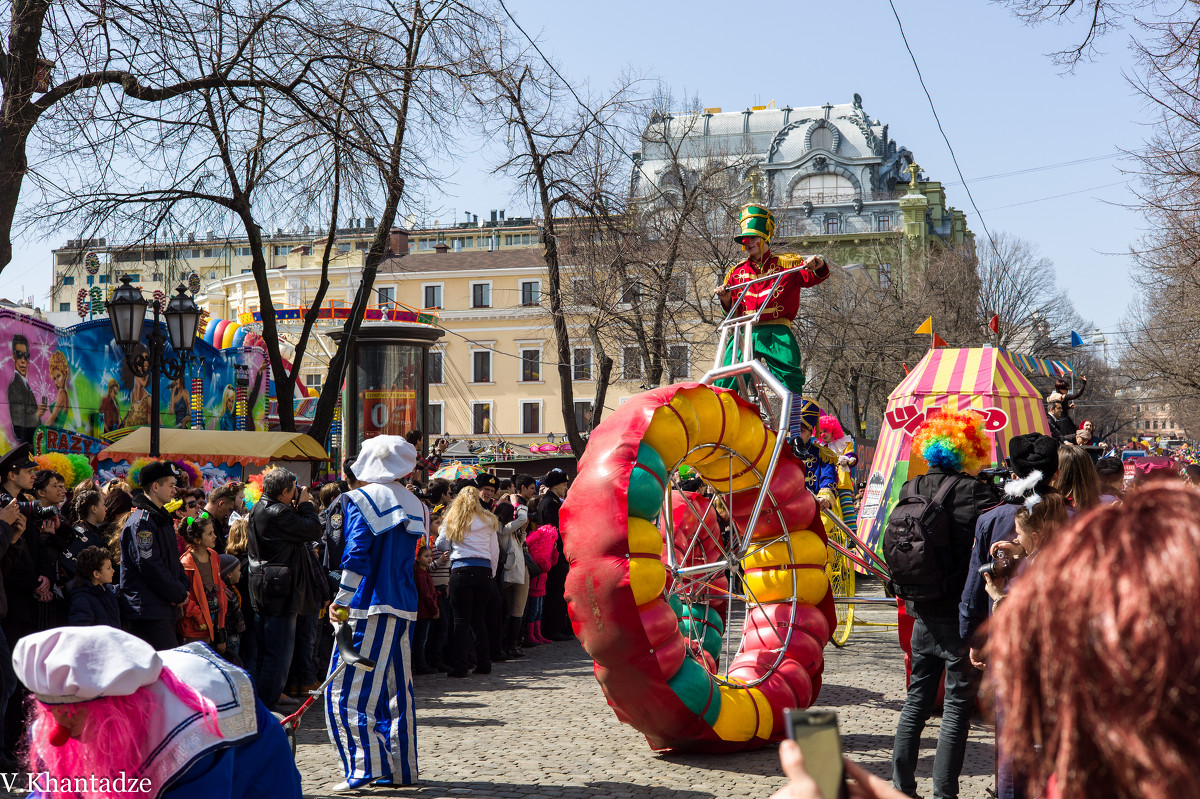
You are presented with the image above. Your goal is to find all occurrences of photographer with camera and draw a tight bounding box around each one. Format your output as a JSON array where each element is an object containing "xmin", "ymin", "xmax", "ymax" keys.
[
  {"xmin": 0, "ymin": 446, "xmax": 36, "ymax": 767},
  {"xmin": 0, "ymin": 445, "xmax": 56, "ymax": 643},
  {"xmin": 246, "ymin": 467, "xmax": 322, "ymax": 711}
]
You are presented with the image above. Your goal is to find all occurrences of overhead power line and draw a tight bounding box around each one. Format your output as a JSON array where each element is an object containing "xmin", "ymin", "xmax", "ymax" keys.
[{"xmin": 941, "ymin": 153, "xmax": 1120, "ymax": 188}]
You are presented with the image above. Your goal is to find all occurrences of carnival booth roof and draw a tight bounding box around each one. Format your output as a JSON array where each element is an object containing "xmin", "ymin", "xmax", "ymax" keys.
[
  {"xmin": 98, "ymin": 429, "xmax": 328, "ymax": 467},
  {"xmin": 856, "ymin": 347, "xmax": 1052, "ymax": 555}
]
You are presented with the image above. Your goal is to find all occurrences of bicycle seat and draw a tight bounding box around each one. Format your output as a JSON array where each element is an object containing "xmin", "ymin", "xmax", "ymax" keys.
[{"xmin": 334, "ymin": 622, "xmax": 377, "ymax": 671}]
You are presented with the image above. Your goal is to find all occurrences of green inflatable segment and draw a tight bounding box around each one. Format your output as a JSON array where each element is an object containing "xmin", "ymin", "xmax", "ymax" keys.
[
  {"xmin": 678, "ymin": 604, "xmax": 725, "ymax": 661},
  {"xmin": 666, "ymin": 656, "xmax": 722, "ymax": 727},
  {"xmin": 668, "ymin": 593, "xmax": 684, "ymax": 619},
  {"xmin": 627, "ymin": 442, "xmax": 669, "ymax": 520}
]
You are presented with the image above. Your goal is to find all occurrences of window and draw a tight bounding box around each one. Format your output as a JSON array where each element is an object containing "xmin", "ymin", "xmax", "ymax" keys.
[
  {"xmin": 574, "ymin": 401, "xmax": 594, "ymax": 432},
  {"xmin": 666, "ymin": 273, "xmax": 687, "ymax": 302},
  {"xmin": 427, "ymin": 402, "xmax": 444, "ymax": 436},
  {"xmin": 304, "ymin": 374, "xmax": 323, "ymax": 388},
  {"xmin": 274, "ymin": 245, "xmax": 290, "ymax": 256},
  {"xmin": 471, "ymin": 402, "xmax": 492, "ymax": 435},
  {"xmin": 876, "ymin": 215, "xmax": 891, "ymax": 233},
  {"xmin": 878, "ymin": 263, "xmax": 892, "ymax": 287},
  {"xmin": 423, "ymin": 284, "xmax": 443, "ymax": 309},
  {"xmin": 622, "ymin": 346, "xmax": 642, "ymax": 380},
  {"xmin": 667, "ymin": 344, "xmax": 690, "ymax": 382},
  {"xmin": 151, "ymin": 272, "xmax": 164, "ymax": 282},
  {"xmin": 377, "ymin": 287, "xmax": 395, "ymax": 307},
  {"xmin": 471, "ymin": 282, "xmax": 491, "ymax": 308},
  {"xmin": 59, "ymin": 302, "xmax": 70, "ymax": 312},
  {"xmin": 87, "ymin": 276, "xmax": 94, "ymax": 285},
  {"xmin": 620, "ymin": 281, "xmax": 639, "ymax": 304},
  {"xmin": 203, "ymin": 248, "xmax": 217, "ymax": 258},
  {"xmin": 356, "ymin": 242, "xmax": 369, "ymax": 251},
  {"xmin": 239, "ymin": 247, "xmax": 253, "ymax": 257},
  {"xmin": 521, "ymin": 401, "xmax": 541, "ymax": 435},
  {"xmin": 504, "ymin": 235, "xmax": 512, "ymax": 246},
  {"xmin": 572, "ymin": 348, "xmax": 593, "ymax": 381},
  {"xmin": 190, "ymin": 249, "xmax": 203, "ymax": 259},
  {"xmin": 520, "ymin": 349, "xmax": 541, "ymax": 382},
  {"xmin": 825, "ymin": 217, "xmax": 840, "ymax": 235},
  {"xmin": 418, "ymin": 239, "xmax": 433, "ymax": 250},
  {"xmin": 809, "ymin": 125, "xmax": 835, "ymax": 152},
  {"xmin": 337, "ymin": 243, "xmax": 351, "ymax": 253},
  {"xmin": 428, "ymin": 351, "xmax": 444, "ymax": 385},
  {"xmin": 472, "ymin": 350, "xmax": 492, "ymax": 383},
  {"xmin": 99, "ymin": 275, "xmax": 110, "ymax": 283},
  {"xmin": 62, "ymin": 276, "xmax": 74, "ymax": 286},
  {"xmin": 790, "ymin": 173, "xmax": 854, "ymax": 204},
  {"xmin": 126, "ymin": 273, "xmax": 141, "ymax": 281},
  {"xmin": 520, "ymin": 280, "xmax": 541, "ymax": 306},
  {"xmin": 461, "ymin": 238, "xmax": 473, "ymax": 248}
]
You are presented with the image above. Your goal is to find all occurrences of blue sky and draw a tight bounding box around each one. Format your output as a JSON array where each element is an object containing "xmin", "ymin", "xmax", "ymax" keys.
[{"xmin": 4, "ymin": 0, "xmax": 1145, "ymax": 335}]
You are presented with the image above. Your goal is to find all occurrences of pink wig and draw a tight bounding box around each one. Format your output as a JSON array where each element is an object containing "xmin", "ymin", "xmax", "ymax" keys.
[
  {"xmin": 24, "ymin": 669, "xmax": 220, "ymax": 798},
  {"xmin": 817, "ymin": 413, "xmax": 845, "ymax": 444},
  {"xmin": 526, "ymin": 524, "xmax": 560, "ymax": 573}
]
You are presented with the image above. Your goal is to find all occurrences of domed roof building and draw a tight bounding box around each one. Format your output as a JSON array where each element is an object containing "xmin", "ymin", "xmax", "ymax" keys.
[{"xmin": 632, "ymin": 94, "xmax": 972, "ymax": 282}]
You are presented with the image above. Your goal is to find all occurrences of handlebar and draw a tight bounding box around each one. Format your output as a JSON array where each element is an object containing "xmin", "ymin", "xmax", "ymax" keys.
[{"xmin": 334, "ymin": 622, "xmax": 376, "ymax": 671}]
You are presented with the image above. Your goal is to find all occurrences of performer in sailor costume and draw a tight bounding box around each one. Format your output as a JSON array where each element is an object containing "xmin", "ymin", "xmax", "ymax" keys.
[
  {"xmin": 326, "ymin": 435, "xmax": 428, "ymax": 791},
  {"xmin": 13, "ymin": 626, "xmax": 300, "ymax": 798}
]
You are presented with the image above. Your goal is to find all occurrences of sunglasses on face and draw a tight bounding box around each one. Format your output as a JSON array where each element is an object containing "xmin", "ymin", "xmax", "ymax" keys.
[
  {"xmin": 13, "ymin": 351, "xmax": 29, "ymax": 361},
  {"xmin": 185, "ymin": 501, "xmax": 198, "ymax": 508}
]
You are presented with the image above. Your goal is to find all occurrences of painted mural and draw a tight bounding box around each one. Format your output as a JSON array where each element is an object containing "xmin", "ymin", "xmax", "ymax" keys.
[{"xmin": 0, "ymin": 309, "xmax": 268, "ymax": 454}]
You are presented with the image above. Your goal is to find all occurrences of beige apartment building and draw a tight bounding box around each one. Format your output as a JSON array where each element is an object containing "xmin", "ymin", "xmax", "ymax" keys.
[{"xmin": 196, "ymin": 240, "xmax": 716, "ymax": 443}]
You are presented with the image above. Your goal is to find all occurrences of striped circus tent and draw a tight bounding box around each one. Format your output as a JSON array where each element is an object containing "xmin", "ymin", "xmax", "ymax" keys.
[{"xmin": 856, "ymin": 347, "xmax": 1052, "ymax": 556}]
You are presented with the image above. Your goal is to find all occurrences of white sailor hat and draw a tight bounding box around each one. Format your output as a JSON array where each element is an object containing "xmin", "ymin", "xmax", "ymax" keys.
[{"xmin": 12, "ymin": 627, "xmax": 163, "ymax": 705}]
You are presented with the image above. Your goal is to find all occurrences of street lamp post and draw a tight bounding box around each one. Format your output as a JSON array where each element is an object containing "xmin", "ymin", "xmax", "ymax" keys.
[{"xmin": 108, "ymin": 276, "xmax": 202, "ymax": 458}]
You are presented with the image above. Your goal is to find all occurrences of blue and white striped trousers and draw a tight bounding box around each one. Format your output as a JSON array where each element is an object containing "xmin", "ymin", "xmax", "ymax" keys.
[{"xmin": 325, "ymin": 614, "xmax": 417, "ymax": 788}]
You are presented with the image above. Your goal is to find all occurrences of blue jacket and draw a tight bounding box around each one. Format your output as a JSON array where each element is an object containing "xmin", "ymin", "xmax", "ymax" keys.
[
  {"xmin": 959, "ymin": 502, "xmax": 1020, "ymax": 640},
  {"xmin": 119, "ymin": 495, "xmax": 189, "ymax": 621},
  {"xmin": 798, "ymin": 439, "xmax": 838, "ymax": 494},
  {"xmin": 67, "ymin": 579, "xmax": 122, "ymax": 627},
  {"xmin": 337, "ymin": 483, "xmax": 427, "ymax": 620}
]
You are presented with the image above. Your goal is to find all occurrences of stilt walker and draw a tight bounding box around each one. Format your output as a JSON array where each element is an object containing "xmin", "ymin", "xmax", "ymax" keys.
[{"xmin": 325, "ymin": 435, "xmax": 429, "ymax": 791}]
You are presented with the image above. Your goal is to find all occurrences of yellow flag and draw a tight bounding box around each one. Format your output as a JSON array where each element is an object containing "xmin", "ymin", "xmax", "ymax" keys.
[{"xmin": 914, "ymin": 316, "xmax": 933, "ymax": 336}]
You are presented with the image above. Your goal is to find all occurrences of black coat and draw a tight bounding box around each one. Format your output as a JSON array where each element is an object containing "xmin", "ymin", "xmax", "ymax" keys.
[
  {"xmin": 247, "ymin": 497, "xmax": 323, "ymax": 616},
  {"xmin": 118, "ymin": 495, "xmax": 189, "ymax": 622},
  {"xmin": 901, "ymin": 466, "xmax": 999, "ymax": 620},
  {"xmin": 67, "ymin": 579, "xmax": 121, "ymax": 627},
  {"xmin": 59, "ymin": 521, "xmax": 107, "ymax": 582},
  {"xmin": 0, "ymin": 489, "xmax": 56, "ymax": 631}
]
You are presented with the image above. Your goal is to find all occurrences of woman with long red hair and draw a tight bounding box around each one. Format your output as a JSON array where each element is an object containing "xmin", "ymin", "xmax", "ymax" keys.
[{"xmin": 987, "ymin": 485, "xmax": 1200, "ymax": 799}]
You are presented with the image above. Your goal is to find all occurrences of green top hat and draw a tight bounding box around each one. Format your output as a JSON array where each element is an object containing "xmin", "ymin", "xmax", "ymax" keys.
[{"xmin": 735, "ymin": 204, "xmax": 774, "ymax": 244}]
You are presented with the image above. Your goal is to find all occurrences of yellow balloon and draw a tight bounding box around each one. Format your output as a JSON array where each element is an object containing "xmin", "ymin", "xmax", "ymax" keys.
[
  {"xmin": 642, "ymin": 396, "xmax": 700, "ymax": 468},
  {"xmin": 741, "ymin": 531, "xmax": 830, "ymax": 604},
  {"xmin": 628, "ymin": 557, "xmax": 667, "ymax": 607},
  {"xmin": 712, "ymin": 684, "xmax": 759, "ymax": 742},
  {"xmin": 687, "ymin": 389, "xmax": 743, "ymax": 466},
  {"xmin": 627, "ymin": 517, "xmax": 664, "ymax": 558}
]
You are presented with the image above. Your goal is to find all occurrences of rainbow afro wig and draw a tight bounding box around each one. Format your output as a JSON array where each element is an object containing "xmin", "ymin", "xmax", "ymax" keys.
[
  {"xmin": 243, "ymin": 472, "xmax": 265, "ymax": 508},
  {"xmin": 912, "ymin": 408, "xmax": 990, "ymax": 473}
]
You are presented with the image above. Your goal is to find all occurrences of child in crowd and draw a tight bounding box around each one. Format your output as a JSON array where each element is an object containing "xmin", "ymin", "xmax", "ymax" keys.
[
  {"xmin": 65, "ymin": 545, "xmax": 120, "ymax": 627},
  {"xmin": 179, "ymin": 513, "xmax": 228, "ymax": 652},
  {"xmin": 225, "ymin": 518, "xmax": 256, "ymax": 667},
  {"xmin": 524, "ymin": 524, "xmax": 559, "ymax": 645},
  {"xmin": 412, "ymin": 545, "xmax": 439, "ymax": 674},
  {"xmin": 220, "ymin": 553, "xmax": 246, "ymax": 666}
]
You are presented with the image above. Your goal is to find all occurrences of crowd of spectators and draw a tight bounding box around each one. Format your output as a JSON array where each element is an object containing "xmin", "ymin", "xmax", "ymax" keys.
[{"xmin": 0, "ymin": 429, "xmax": 576, "ymax": 768}]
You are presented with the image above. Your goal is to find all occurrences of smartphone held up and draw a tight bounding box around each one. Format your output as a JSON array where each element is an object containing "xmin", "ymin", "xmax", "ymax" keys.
[{"xmin": 785, "ymin": 709, "xmax": 848, "ymax": 799}]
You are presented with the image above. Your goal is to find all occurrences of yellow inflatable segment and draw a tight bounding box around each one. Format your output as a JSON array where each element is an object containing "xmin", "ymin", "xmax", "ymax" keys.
[
  {"xmin": 627, "ymin": 517, "xmax": 664, "ymax": 557},
  {"xmin": 712, "ymin": 683, "xmax": 760, "ymax": 742},
  {"xmin": 740, "ymin": 530, "xmax": 830, "ymax": 605},
  {"xmin": 643, "ymin": 395, "xmax": 700, "ymax": 468},
  {"xmin": 628, "ymin": 557, "xmax": 667, "ymax": 607},
  {"xmin": 681, "ymin": 387, "xmax": 742, "ymax": 465}
]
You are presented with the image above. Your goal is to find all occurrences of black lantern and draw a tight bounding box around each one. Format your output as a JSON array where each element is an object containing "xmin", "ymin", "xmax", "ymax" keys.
[
  {"xmin": 547, "ymin": 432, "xmax": 556, "ymax": 443},
  {"xmin": 164, "ymin": 284, "xmax": 202, "ymax": 353},
  {"xmin": 107, "ymin": 275, "xmax": 198, "ymax": 457},
  {"xmin": 108, "ymin": 275, "xmax": 149, "ymax": 351}
]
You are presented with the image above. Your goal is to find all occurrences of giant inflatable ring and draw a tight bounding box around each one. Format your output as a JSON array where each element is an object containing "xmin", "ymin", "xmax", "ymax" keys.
[{"xmin": 562, "ymin": 383, "xmax": 835, "ymax": 751}]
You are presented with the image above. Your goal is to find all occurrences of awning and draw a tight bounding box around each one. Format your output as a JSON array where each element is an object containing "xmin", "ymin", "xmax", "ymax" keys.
[{"xmin": 97, "ymin": 428, "xmax": 329, "ymax": 467}]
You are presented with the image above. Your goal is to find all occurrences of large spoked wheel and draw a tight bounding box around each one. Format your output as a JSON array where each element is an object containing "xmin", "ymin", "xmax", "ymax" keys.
[
  {"xmin": 824, "ymin": 520, "xmax": 856, "ymax": 647},
  {"xmin": 561, "ymin": 382, "xmax": 837, "ymax": 752}
]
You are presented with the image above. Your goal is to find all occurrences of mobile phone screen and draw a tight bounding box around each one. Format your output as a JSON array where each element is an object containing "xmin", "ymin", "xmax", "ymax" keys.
[{"xmin": 785, "ymin": 709, "xmax": 847, "ymax": 799}]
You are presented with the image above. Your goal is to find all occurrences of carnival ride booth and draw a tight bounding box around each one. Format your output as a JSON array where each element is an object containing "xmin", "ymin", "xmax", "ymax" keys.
[
  {"xmin": 96, "ymin": 428, "xmax": 329, "ymax": 487},
  {"xmin": 854, "ymin": 347, "xmax": 1052, "ymax": 682},
  {"xmin": 560, "ymin": 383, "xmax": 835, "ymax": 753}
]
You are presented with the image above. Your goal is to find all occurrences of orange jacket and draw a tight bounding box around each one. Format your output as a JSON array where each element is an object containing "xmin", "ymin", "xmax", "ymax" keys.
[{"xmin": 179, "ymin": 548, "xmax": 228, "ymax": 642}]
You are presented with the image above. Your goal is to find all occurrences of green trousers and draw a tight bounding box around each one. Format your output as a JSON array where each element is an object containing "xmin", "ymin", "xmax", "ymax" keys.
[{"xmin": 714, "ymin": 324, "xmax": 806, "ymax": 395}]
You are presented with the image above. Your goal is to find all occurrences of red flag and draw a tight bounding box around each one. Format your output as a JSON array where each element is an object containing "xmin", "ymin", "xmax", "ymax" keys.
[
  {"xmin": 932, "ymin": 333, "xmax": 948, "ymax": 348},
  {"xmin": 988, "ymin": 314, "xmax": 1000, "ymax": 335},
  {"xmin": 902, "ymin": 362, "xmax": 910, "ymax": 375}
]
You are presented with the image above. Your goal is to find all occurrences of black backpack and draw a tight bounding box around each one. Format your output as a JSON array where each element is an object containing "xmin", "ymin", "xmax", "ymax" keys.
[{"xmin": 882, "ymin": 474, "xmax": 964, "ymax": 602}]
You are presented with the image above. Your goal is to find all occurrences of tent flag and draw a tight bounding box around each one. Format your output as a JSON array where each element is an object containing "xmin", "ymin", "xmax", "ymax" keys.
[
  {"xmin": 932, "ymin": 333, "xmax": 949, "ymax": 349},
  {"xmin": 1069, "ymin": 330, "xmax": 1084, "ymax": 348},
  {"xmin": 988, "ymin": 314, "xmax": 1000, "ymax": 335},
  {"xmin": 914, "ymin": 317, "xmax": 933, "ymax": 336}
]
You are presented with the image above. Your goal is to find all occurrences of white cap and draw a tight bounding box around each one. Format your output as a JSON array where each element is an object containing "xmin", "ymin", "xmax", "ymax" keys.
[
  {"xmin": 13, "ymin": 627, "xmax": 163, "ymax": 705},
  {"xmin": 352, "ymin": 436, "xmax": 417, "ymax": 483}
]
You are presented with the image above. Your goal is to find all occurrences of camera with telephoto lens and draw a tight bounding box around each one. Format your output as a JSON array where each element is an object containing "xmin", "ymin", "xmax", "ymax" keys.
[
  {"xmin": 9, "ymin": 500, "xmax": 59, "ymax": 522},
  {"xmin": 978, "ymin": 545, "xmax": 1017, "ymax": 580}
]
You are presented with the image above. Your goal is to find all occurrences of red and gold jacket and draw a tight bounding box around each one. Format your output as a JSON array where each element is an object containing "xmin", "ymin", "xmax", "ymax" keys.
[{"xmin": 722, "ymin": 252, "xmax": 829, "ymax": 323}]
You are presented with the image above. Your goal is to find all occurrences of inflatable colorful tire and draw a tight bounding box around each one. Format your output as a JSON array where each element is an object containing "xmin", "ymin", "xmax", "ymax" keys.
[{"xmin": 561, "ymin": 383, "xmax": 835, "ymax": 752}]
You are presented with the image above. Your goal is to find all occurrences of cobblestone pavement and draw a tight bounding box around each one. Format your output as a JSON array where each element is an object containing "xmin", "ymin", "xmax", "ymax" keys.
[{"xmin": 296, "ymin": 586, "xmax": 994, "ymax": 799}]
